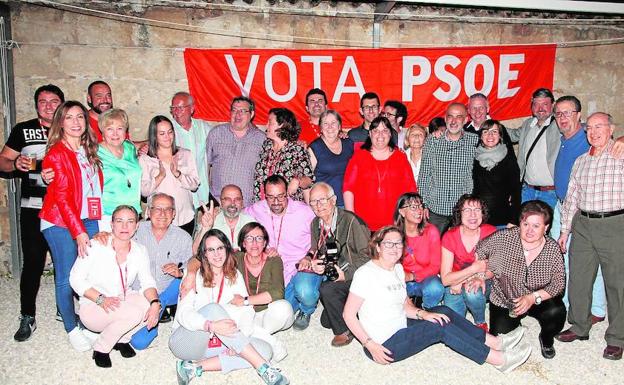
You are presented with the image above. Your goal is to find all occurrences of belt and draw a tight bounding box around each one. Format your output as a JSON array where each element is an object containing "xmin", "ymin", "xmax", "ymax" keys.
[
  {"xmin": 525, "ymin": 184, "xmax": 556, "ymax": 191},
  {"xmin": 580, "ymin": 208, "xmax": 624, "ymax": 219}
]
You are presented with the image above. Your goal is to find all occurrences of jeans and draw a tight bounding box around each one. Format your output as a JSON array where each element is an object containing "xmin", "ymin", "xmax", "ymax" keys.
[
  {"xmin": 406, "ymin": 275, "xmax": 445, "ymax": 309},
  {"xmin": 364, "ymin": 306, "xmax": 489, "ymax": 364},
  {"xmin": 284, "ymin": 272, "xmax": 323, "ymax": 315},
  {"xmin": 131, "ymin": 278, "xmax": 181, "ymax": 350},
  {"xmin": 443, "ymin": 282, "xmax": 489, "ymax": 325},
  {"xmin": 551, "ymin": 202, "xmax": 606, "ymax": 317},
  {"xmin": 521, "ymin": 184, "xmax": 558, "ymax": 210},
  {"xmin": 43, "ymin": 219, "xmax": 99, "ymax": 333}
]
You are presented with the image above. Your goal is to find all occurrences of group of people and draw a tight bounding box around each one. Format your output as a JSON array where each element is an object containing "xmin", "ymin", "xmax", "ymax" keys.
[{"xmin": 2, "ymin": 81, "xmax": 623, "ymax": 385}]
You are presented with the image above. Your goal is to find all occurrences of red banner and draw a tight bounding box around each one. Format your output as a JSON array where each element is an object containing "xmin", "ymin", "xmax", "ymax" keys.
[{"xmin": 184, "ymin": 45, "xmax": 556, "ymax": 128}]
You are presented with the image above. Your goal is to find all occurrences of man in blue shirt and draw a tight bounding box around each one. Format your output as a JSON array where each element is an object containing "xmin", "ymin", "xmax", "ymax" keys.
[{"xmin": 551, "ymin": 95, "xmax": 606, "ymax": 324}]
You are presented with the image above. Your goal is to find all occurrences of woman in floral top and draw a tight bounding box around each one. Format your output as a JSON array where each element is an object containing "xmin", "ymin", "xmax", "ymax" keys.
[{"xmin": 253, "ymin": 108, "xmax": 314, "ymax": 202}]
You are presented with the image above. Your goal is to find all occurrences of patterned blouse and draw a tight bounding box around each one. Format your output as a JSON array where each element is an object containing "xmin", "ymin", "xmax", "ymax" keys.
[
  {"xmin": 253, "ymin": 139, "xmax": 314, "ymax": 202},
  {"xmin": 476, "ymin": 227, "xmax": 565, "ymax": 309}
]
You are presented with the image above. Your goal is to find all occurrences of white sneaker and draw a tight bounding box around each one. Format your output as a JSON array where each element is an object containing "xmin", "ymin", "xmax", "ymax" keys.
[
  {"xmin": 68, "ymin": 327, "xmax": 92, "ymax": 352},
  {"xmin": 494, "ymin": 343, "xmax": 532, "ymax": 373},
  {"xmin": 500, "ymin": 326, "xmax": 526, "ymax": 351},
  {"xmin": 271, "ymin": 340, "xmax": 288, "ymax": 363},
  {"xmin": 81, "ymin": 328, "xmax": 99, "ymax": 346}
]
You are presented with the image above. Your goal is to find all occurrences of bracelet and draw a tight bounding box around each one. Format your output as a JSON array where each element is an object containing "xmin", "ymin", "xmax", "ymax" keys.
[{"xmin": 150, "ymin": 298, "xmax": 161, "ymax": 306}]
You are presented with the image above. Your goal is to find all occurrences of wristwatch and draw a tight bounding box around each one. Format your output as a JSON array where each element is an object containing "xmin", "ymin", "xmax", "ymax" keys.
[
  {"xmin": 243, "ymin": 296, "xmax": 250, "ymax": 306},
  {"xmin": 95, "ymin": 294, "xmax": 105, "ymax": 306},
  {"xmin": 533, "ymin": 292, "xmax": 542, "ymax": 305}
]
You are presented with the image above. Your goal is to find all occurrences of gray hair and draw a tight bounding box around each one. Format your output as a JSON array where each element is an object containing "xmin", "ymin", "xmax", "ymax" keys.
[
  {"xmin": 172, "ymin": 91, "xmax": 194, "ymax": 105},
  {"xmin": 147, "ymin": 192, "xmax": 176, "ymax": 208},
  {"xmin": 310, "ymin": 181, "xmax": 335, "ymax": 198}
]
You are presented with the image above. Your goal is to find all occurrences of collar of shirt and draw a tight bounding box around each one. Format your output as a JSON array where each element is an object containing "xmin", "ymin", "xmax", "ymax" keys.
[
  {"xmin": 319, "ymin": 206, "xmax": 339, "ymax": 234},
  {"xmin": 530, "ymin": 115, "xmax": 553, "ymax": 129}
]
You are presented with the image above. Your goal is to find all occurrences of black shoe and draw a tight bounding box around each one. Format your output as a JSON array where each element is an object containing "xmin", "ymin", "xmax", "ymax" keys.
[
  {"xmin": 168, "ymin": 304, "xmax": 177, "ymax": 318},
  {"xmin": 14, "ymin": 315, "xmax": 36, "ymax": 342},
  {"xmin": 113, "ymin": 342, "xmax": 136, "ymax": 358},
  {"xmin": 93, "ymin": 351, "xmax": 112, "ymax": 368},
  {"xmin": 539, "ymin": 335, "xmax": 556, "ymax": 359},
  {"xmin": 159, "ymin": 308, "xmax": 172, "ymax": 323}
]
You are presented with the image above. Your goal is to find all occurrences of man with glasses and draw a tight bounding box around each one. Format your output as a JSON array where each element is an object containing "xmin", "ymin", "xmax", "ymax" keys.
[
  {"xmin": 244, "ymin": 175, "xmax": 317, "ymax": 330},
  {"xmin": 192, "ymin": 184, "xmax": 255, "ymax": 251},
  {"xmin": 170, "ymin": 91, "xmax": 212, "ymax": 208},
  {"xmin": 464, "ymin": 93, "xmax": 514, "ymax": 152},
  {"xmin": 307, "ymin": 182, "xmax": 370, "ymax": 346},
  {"xmin": 418, "ymin": 103, "xmax": 478, "ymax": 234},
  {"xmin": 205, "ymin": 96, "xmax": 265, "ymax": 206},
  {"xmin": 506, "ymin": 88, "xmax": 560, "ymax": 209},
  {"xmin": 348, "ymin": 92, "xmax": 397, "ymax": 144},
  {"xmin": 382, "ymin": 100, "xmax": 408, "ymax": 150},
  {"xmin": 299, "ymin": 88, "xmax": 328, "ymax": 144},
  {"xmin": 129, "ymin": 192, "xmax": 193, "ymax": 349}
]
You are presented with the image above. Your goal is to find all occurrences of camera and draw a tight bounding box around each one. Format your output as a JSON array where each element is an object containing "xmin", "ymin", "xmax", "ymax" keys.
[{"xmin": 318, "ymin": 239, "xmax": 348, "ymax": 281}]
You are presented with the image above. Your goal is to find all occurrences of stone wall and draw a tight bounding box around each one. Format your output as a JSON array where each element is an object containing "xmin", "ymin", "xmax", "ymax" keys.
[{"xmin": 1, "ymin": 0, "xmax": 623, "ymax": 272}]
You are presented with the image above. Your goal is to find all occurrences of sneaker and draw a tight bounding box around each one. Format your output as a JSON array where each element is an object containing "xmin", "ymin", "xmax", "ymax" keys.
[
  {"xmin": 160, "ymin": 307, "xmax": 172, "ymax": 323},
  {"xmin": 271, "ymin": 340, "xmax": 288, "ymax": 363},
  {"xmin": 14, "ymin": 315, "xmax": 37, "ymax": 342},
  {"xmin": 176, "ymin": 360, "xmax": 202, "ymax": 385},
  {"xmin": 82, "ymin": 328, "xmax": 100, "ymax": 345},
  {"xmin": 258, "ymin": 363, "xmax": 290, "ymax": 385},
  {"xmin": 499, "ymin": 326, "xmax": 526, "ymax": 351},
  {"xmin": 494, "ymin": 343, "xmax": 532, "ymax": 373},
  {"xmin": 293, "ymin": 311, "xmax": 311, "ymax": 331},
  {"xmin": 55, "ymin": 309, "xmax": 63, "ymax": 322},
  {"xmin": 68, "ymin": 327, "xmax": 92, "ymax": 352}
]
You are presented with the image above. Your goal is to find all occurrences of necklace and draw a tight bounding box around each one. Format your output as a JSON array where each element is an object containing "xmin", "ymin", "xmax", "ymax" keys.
[
  {"xmin": 374, "ymin": 160, "xmax": 389, "ymax": 193},
  {"xmin": 522, "ymin": 238, "xmax": 544, "ymax": 257}
]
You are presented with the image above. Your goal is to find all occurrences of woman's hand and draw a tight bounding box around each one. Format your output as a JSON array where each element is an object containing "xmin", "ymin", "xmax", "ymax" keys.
[
  {"xmin": 92, "ymin": 231, "xmax": 111, "ymax": 246},
  {"xmin": 287, "ymin": 177, "xmax": 300, "ymax": 196},
  {"xmin": 465, "ymin": 277, "xmax": 486, "ymax": 294},
  {"xmin": 422, "ymin": 311, "xmax": 450, "ymax": 326},
  {"xmin": 170, "ymin": 156, "xmax": 181, "ymax": 178},
  {"xmin": 404, "ymin": 272, "xmax": 415, "ymax": 282},
  {"xmin": 144, "ymin": 302, "xmax": 161, "ymax": 329},
  {"xmin": 161, "ymin": 263, "xmax": 183, "ymax": 278},
  {"xmin": 156, "ymin": 160, "xmax": 166, "ymax": 180},
  {"xmin": 265, "ymin": 247, "xmax": 279, "ymax": 258},
  {"xmin": 366, "ymin": 341, "xmax": 394, "ymax": 365},
  {"xmin": 76, "ymin": 232, "xmax": 91, "ymax": 258},
  {"xmin": 449, "ymin": 283, "xmax": 462, "ymax": 295},
  {"xmin": 210, "ymin": 319, "xmax": 239, "ymax": 336},
  {"xmin": 470, "ymin": 259, "xmax": 487, "ymax": 273},
  {"xmin": 230, "ymin": 294, "xmax": 245, "ymax": 307},
  {"xmin": 179, "ymin": 271, "xmax": 197, "ymax": 300},
  {"xmin": 100, "ymin": 296, "xmax": 121, "ymax": 313},
  {"xmin": 513, "ymin": 294, "xmax": 535, "ymax": 316}
]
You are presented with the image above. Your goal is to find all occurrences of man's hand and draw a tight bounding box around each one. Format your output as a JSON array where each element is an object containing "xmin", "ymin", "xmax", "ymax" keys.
[
  {"xmin": 41, "ymin": 167, "xmax": 55, "ymax": 184},
  {"xmin": 265, "ymin": 247, "xmax": 279, "ymax": 258},
  {"xmin": 610, "ymin": 136, "xmax": 624, "ymax": 159},
  {"xmin": 144, "ymin": 302, "xmax": 161, "ymax": 329},
  {"xmin": 92, "ymin": 231, "xmax": 112, "ymax": 246},
  {"xmin": 310, "ymin": 258, "xmax": 325, "ymax": 275},
  {"xmin": 513, "ymin": 294, "xmax": 535, "ymax": 316},
  {"xmin": 198, "ymin": 200, "xmax": 218, "ymax": 230},
  {"xmin": 558, "ymin": 232, "xmax": 569, "ymax": 254},
  {"xmin": 162, "ymin": 263, "xmax": 183, "ymax": 278},
  {"xmin": 297, "ymin": 257, "xmax": 312, "ymax": 271}
]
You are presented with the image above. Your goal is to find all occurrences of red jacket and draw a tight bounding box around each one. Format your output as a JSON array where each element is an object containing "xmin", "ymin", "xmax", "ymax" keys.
[{"xmin": 39, "ymin": 142, "xmax": 103, "ymax": 239}]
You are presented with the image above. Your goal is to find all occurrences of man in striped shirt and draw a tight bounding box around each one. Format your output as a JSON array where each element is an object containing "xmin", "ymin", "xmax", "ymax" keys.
[{"xmin": 556, "ymin": 112, "xmax": 624, "ymax": 361}]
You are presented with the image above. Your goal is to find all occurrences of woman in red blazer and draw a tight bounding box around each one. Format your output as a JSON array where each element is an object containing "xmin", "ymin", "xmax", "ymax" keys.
[{"xmin": 39, "ymin": 100, "xmax": 103, "ymax": 351}]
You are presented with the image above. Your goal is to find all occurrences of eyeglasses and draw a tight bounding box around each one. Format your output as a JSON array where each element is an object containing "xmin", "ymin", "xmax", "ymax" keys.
[
  {"xmin": 266, "ymin": 193, "xmax": 287, "ymax": 202},
  {"xmin": 170, "ymin": 105, "xmax": 191, "ymax": 110},
  {"xmin": 231, "ymin": 108, "xmax": 250, "ymax": 115},
  {"xmin": 309, "ymin": 195, "xmax": 334, "ymax": 206},
  {"xmin": 554, "ymin": 110, "xmax": 578, "ymax": 118},
  {"xmin": 401, "ymin": 204, "xmax": 423, "ymax": 211},
  {"xmin": 244, "ymin": 235, "xmax": 266, "ymax": 243},
  {"xmin": 462, "ymin": 208, "xmax": 483, "ymax": 215},
  {"xmin": 151, "ymin": 206, "xmax": 174, "ymax": 214},
  {"xmin": 205, "ymin": 245, "xmax": 226, "ymax": 255},
  {"xmin": 380, "ymin": 111, "xmax": 396, "ymax": 118},
  {"xmin": 481, "ymin": 129, "xmax": 500, "ymax": 136},
  {"xmin": 362, "ymin": 105, "xmax": 379, "ymax": 112},
  {"xmin": 380, "ymin": 241, "xmax": 404, "ymax": 249}
]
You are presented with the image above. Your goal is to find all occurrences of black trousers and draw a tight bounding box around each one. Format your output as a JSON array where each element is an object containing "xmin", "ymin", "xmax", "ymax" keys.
[
  {"xmin": 319, "ymin": 279, "xmax": 351, "ymax": 335},
  {"xmin": 19, "ymin": 207, "xmax": 50, "ymax": 317},
  {"xmin": 489, "ymin": 296, "xmax": 566, "ymax": 347}
]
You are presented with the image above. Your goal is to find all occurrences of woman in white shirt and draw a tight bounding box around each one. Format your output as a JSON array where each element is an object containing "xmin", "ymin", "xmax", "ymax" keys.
[
  {"xmin": 403, "ymin": 124, "xmax": 427, "ymax": 183},
  {"xmin": 69, "ymin": 205, "xmax": 161, "ymax": 368},
  {"xmin": 343, "ymin": 226, "xmax": 532, "ymax": 373},
  {"xmin": 169, "ymin": 229, "xmax": 290, "ymax": 385}
]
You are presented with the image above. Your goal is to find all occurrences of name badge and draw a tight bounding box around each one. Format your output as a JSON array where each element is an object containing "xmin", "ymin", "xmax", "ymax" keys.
[
  {"xmin": 87, "ymin": 197, "xmax": 102, "ymax": 220},
  {"xmin": 207, "ymin": 335, "xmax": 222, "ymax": 348}
]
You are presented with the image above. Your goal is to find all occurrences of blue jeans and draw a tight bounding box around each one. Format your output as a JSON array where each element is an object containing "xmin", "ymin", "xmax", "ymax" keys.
[
  {"xmin": 285, "ymin": 272, "xmax": 323, "ymax": 315},
  {"xmin": 443, "ymin": 283, "xmax": 489, "ymax": 325},
  {"xmin": 43, "ymin": 219, "xmax": 99, "ymax": 333},
  {"xmin": 406, "ymin": 276, "xmax": 445, "ymax": 309},
  {"xmin": 364, "ymin": 306, "xmax": 488, "ymax": 364},
  {"xmin": 131, "ymin": 278, "xmax": 181, "ymax": 350},
  {"xmin": 551, "ymin": 202, "xmax": 606, "ymax": 317},
  {"xmin": 521, "ymin": 184, "xmax": 558, "ymax": 210}
]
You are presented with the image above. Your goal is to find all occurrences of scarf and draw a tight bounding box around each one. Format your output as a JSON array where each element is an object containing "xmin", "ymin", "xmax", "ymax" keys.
[{"xmin": 475, "ymin": 143, "xmax": 507, "ymax": 171}]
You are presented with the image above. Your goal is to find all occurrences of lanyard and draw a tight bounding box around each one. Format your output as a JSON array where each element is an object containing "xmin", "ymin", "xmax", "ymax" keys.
[
  {"xmin": 211, "ymin": 275, "xmax": 225, "ymax": 304},
  {"xmin": 114, "ymin": 242, "xmax": 131, "ymax": 300},
  {"xmin": 76, "ymin": 150, "xmax": 97, "ymax": 196},
  {"xmin": 270, "ymin": 214, "xmax": 285, "ymax": 250},
  {"xmin": 243, "ymin": 253, "xmax": 266, "ymax": 295},
  {"xmin": 317, "ymin": 224, "xmax": 334, "ymax": 251}
]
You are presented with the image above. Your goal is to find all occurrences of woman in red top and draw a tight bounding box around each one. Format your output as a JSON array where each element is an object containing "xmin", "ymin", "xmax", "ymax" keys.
[
  {"xmin": 39, "ymin": 101, "xmax": 103, "ymax": 351},
  {"xmin": 440, "ymin": 194, "xmax": 496, "ymax": 331},
  {"xmin": 394, "ymin": 192, "xmax": 444, "ymax": 309},
  {"xmin": 343, "ymin": 116, "xmax": 416, "ymax": 231}
]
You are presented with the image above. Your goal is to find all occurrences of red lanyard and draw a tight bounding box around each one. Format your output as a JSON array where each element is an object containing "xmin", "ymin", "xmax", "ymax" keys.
[
  {"xmin": 212, "ymin": 275, "xmax": 225, "ymax": 304},
  {"xmin": 76, "ymin": 149, "xmax": 97, "ymax": 196},
  {"xmin": 317, "ymin": 224, "xmax": 333, "ymax": 251},
  {"xmin": 114, "ymin": 242, "xmax": 131, "ymax": 300},
  {"xmin": 244, "ymin": 254, "xmax": 266, "ymax": 295},
  {"xmin": 270, "ymin": 214, "xmax": 285, "ymax": 250}
]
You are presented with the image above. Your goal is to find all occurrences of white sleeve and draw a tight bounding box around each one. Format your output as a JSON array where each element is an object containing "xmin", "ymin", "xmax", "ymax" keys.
[
  {"xmin": 231, "ymin": 271, "xmax": 249, "ymax": 297},
  {"xmin": 174, "ymin": 274, "xmax": 208, "ymax": 331},
  {"xmin": 69, "ymin": 245, "xmax": 96, "ymax": 296},
  {"xmin": 135, "ymin": 243, "xmax": 157, "ymax": 293},
  {"xmin": 349, "ymin": 265, "xmax": 369, "ymax": 299}
]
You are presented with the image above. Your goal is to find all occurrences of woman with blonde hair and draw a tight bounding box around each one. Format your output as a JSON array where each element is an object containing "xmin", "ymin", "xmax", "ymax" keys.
[{"xmin": 403, "ymin": 124, "xmax": 428, "ymax": 183}]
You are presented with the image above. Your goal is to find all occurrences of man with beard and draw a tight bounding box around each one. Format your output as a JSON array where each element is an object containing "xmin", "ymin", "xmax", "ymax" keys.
[
  {"xmin": 0, "ymin": 84, "xmax": 64, "ymax": 342},
  {"xmin": 192, "ymin": 184, "xmax": 254, "ymax": 252},
  {"xmin": 299, "ymin": 88, "xmax": 328, "ymax": 145},
  {"xmin": 86, "ymin": 80, "xmax": 114, "ymax": 142}
]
